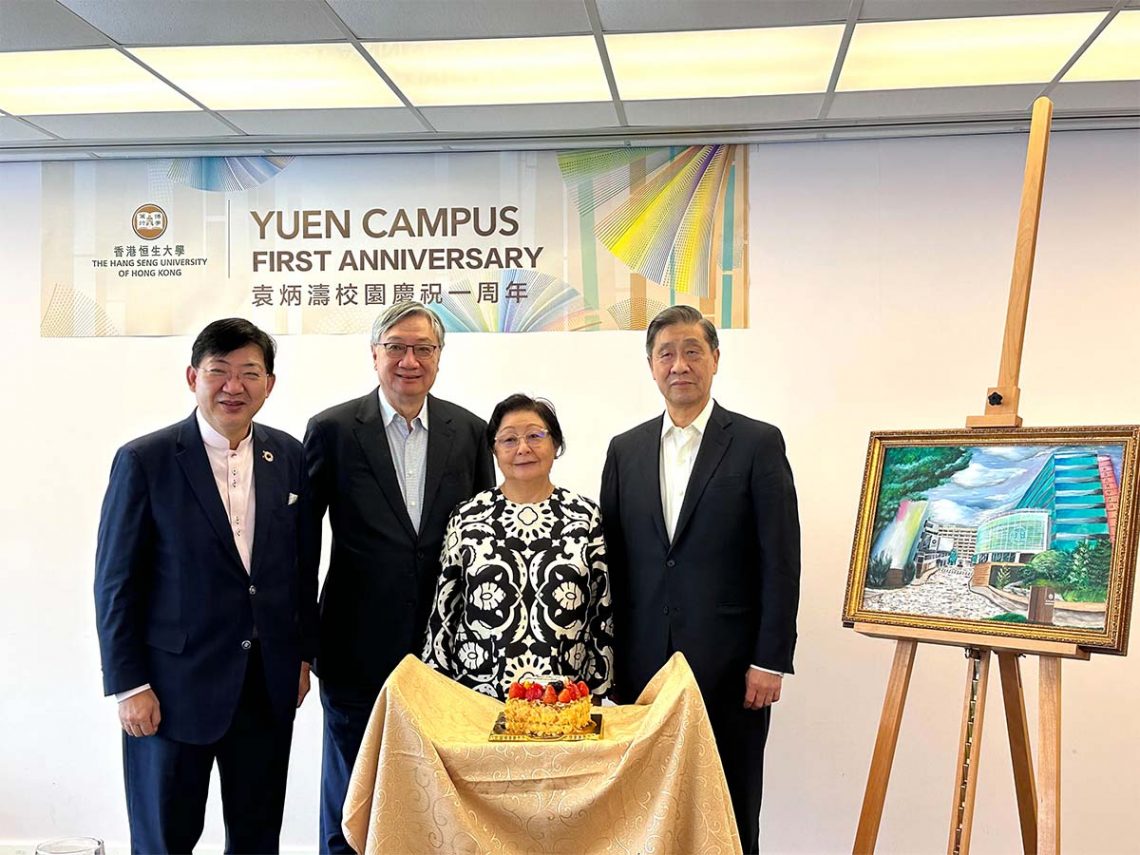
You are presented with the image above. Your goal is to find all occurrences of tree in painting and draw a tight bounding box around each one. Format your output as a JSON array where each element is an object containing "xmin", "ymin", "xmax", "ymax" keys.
[{"xmin": 873, "ymin": 446, "xmax": 973, "ymax": 542}]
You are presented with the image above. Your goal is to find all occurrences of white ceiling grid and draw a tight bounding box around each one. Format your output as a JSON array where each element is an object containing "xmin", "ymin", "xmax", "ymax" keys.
[{"xmin": 0, "ymin": 0, "xmax": 1136, "ymax": 160}]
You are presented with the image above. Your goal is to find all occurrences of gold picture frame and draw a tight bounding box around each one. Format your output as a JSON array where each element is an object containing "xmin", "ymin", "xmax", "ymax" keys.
[{"xmin": 843, "ymin": 425, "xmax": 1140, "ymax": 654}]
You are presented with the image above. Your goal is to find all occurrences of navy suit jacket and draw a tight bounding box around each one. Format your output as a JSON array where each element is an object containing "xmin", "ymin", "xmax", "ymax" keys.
[
  {"xmin": 600, "ymin": 403, "xmax": 801, "ymax": 706},
  {"xmin": 303, "ymin": 391, "xmax": 495, "ymax": 690},
  {"xmin": 94, "ymin": 412, "xmax": 317, "ymax": 745}
]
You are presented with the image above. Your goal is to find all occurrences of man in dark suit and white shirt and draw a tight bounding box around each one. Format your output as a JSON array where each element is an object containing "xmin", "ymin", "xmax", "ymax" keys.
[
  {"xmin": 94, "ymin": 318, "xmax": 316, "ymax": 854},
  {"xmin": 303, "ymin": 301, "xmax": 495, "ymax": 853},
  {"xmin": 600, "ymin": 305, "xmax": 801, "ymax": 853}
]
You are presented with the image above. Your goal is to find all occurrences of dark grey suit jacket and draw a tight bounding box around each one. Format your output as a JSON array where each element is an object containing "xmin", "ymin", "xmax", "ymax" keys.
[
  {"xmin": 600, "ymin": 402, "xmax": 801, "ymax": 703},
  {"xmin": 303, "ymin": 391, "xmax": 494, "ymax": 690}
]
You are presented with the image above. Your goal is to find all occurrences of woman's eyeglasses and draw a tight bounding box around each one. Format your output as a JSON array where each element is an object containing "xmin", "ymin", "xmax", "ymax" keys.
[{"xmin": 494, "ymin": 430, "xmax": 549, "ymax": 451}]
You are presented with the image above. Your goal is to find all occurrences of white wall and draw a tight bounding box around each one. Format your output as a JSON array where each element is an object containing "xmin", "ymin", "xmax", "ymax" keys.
[{"xmin": 1, "ymin": 129, "xmax": 1137, "ymax": 853}]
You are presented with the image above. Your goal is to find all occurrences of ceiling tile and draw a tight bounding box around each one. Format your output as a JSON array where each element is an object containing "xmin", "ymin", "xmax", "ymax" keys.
[
  {"xmin": 0, "ymin": 0, "xmax": 109, "ymax": 51},
  {"xmin": 624, "ymin": 94, "xmax": 824, "ymax": 126},
  {"xmin": 1050, "ymin": 80, "xmax": 1140, "ymax": 111},
  {"xmin": 860, "ymin": 1, "xmax": 1117, "ymax": 22},
  {"xmin": 0, "ymin": 115, "xmax": 55, "ymax": 141},
  {"xmin": 420, "ymin": 102, "xmax": 618, "ymax": 133},
  {"xmin": 56, "ymin": 0, "xmax": 344, "ymax": 45},
  {"xmin": 222, "ymin": 107, "xmax": 425, "ymax": 136},
  {"xmin": 597, "ymin": 0, "xmax": 849, "ymax": 32},
  {"xmin": 30, "ymin": 110, "xmax": 237, "ymax": 139},
  {"xmin": 328, "ymin": 0, "xmax": 590, "ymax": 39},
  {"xmin": 828, "ymin": 84, "xmax": 1044, "ymax": 119}
]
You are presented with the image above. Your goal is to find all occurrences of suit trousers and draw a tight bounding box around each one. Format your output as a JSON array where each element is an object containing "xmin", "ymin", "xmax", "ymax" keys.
[
  {"xmin": 666, "ymin": 635, "xmax": 771, "ymax": 855},
  {"xmin": 319, "ymin": 681, "xmax": 381, "ymax": 854},
  {"xmin": 121, "ymin": 645, "xmax": 294, "ymax": 854},
  {"xmin": 708, "ymin": 700, "xmax": 771, "ymax": 855}
]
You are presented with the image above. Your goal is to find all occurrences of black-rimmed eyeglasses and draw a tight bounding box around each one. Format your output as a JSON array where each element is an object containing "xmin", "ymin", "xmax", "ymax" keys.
[{"xmin": 377, "ymin": 342, "xmax": 440, "ymax": 360}]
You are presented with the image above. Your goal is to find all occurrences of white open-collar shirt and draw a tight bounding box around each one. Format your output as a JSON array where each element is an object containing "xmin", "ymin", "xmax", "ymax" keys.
[{"xmin": 659, "ymin": 397, "xmax": 781, "ymax": 678}]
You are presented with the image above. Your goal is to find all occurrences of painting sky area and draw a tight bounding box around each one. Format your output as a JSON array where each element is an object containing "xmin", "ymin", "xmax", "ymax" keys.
[{"xmin": 914, "ymin": 444, "xmax": 1124, "ymax": 527}]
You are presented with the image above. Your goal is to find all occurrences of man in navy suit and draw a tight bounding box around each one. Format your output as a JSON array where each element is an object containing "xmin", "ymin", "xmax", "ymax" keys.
[
  {"xmin": 95, "ymin": 318, "xmax": 317, "ymax": 854},
  {"xmin": 304, "ymin": 301, "xmax": 494, "ymax": 853},
  {"xmin": 600, "ymin": 305, "xmax": 801, "ymax": 854}
]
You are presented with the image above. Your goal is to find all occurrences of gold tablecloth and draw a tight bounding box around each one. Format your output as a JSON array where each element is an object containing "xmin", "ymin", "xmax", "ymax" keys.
[{"xmin": 343, "ymin": 653, "xmax": 740, "ymax": 854}]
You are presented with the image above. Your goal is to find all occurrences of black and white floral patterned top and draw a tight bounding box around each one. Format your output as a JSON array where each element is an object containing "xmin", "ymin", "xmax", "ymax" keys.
[{"xmin": 422, "ymin": 486, "xmax": 614, "ymax": 700}]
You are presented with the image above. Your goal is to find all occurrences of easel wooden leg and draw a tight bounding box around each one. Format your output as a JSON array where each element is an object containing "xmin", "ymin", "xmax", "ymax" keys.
[
  {"xmin": 997, "ymin": 652, "xmax": 1037, "ymax": 853},
  {"xmin": 853, "ymin": 639, "xmax": 917, "ymax": 854},
  {"xmin": 947, "ymin": 648, "xmax": 991, "ymax": 855},
  {"xmin": 1037, "ymin": 657, "xmax": 1062, "ymax": 855}
]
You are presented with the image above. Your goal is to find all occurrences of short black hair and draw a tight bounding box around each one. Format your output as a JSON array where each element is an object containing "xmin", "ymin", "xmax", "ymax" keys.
[
  {"xmin": 191, "ymin": 318, "xmax": 277, "ymax": 375},
  {"xmin": 486, "ymin": 394, "xmax": 565, "ymax": 457},
  {"xmin": 644, "ymin": 305, "xmax": 719, "ymax": 357}
]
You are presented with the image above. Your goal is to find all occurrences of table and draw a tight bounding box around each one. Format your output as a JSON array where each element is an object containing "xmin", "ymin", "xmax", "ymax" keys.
[{"xmin": 343, "ymin": 653, "xmax": 740, "ymax": 854}]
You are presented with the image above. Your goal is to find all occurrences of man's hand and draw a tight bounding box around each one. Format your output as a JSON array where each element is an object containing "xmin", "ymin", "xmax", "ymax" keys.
[
  {"xmin": 297, "ymin": 661, "xmax": 312, "ymax": 708},
  {"xmin": 743, "ymin": 669, "xmax": 782, "ymax": 710},
  {"xmin": 119, "ymin": 689, "xmax": 161, "ymax": 737}
]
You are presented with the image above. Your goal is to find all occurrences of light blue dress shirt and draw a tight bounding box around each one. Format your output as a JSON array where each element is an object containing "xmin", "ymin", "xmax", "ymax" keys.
[{"xmin": 378, "ymin": 392, "xmax": 429, "ymax": 533}]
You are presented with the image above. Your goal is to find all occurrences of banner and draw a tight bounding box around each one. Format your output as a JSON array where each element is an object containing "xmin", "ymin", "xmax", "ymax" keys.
[{"xmin": 39, "ymin": 145, "xmax": 749, "ymax": 336}]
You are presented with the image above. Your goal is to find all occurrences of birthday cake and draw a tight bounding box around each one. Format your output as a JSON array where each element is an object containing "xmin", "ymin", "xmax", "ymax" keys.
[{"xmin": 504, "ymin": 679, "xmax": 592, "ymax": 737}]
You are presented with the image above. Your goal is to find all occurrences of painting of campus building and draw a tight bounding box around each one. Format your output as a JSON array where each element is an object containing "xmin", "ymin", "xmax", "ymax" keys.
[{"xmin": 845, "ymin": 428, "xmax": 1140, "ymax": 651}]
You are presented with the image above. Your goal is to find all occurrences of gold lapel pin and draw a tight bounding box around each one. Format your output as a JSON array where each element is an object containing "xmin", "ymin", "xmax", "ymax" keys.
[{"xmin": 262, "ymin": 450, "xmax": 274, "ymax": 462}]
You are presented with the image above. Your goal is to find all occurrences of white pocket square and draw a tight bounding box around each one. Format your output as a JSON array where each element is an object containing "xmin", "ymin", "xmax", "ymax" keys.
[{"xmin": 288, "ymin": 493, "xmax": 299, "ymax": 505}]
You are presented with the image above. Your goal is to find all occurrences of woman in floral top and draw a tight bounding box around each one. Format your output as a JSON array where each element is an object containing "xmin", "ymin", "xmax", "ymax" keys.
[{"xmin": 422, "ymin": 394, "xmax": 614, "ymax": 700}]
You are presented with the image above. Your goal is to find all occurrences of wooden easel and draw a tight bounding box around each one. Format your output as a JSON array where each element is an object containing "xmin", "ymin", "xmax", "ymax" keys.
[{"xmin": 852, "ymin": 98, "xmax": 1090, "ymax": 855}]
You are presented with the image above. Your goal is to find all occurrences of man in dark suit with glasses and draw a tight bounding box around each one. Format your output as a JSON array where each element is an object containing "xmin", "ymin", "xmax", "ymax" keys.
[
  {"xmin": 303, "ymin": 301, "xmax": 494, "ymax": 853},
  {"xmin": 95, "ymin": 318, "xmax": 315, "ymax": 853}
]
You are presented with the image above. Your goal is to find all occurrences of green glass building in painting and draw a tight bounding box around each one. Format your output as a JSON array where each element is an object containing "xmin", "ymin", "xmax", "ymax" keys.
[
  {"xmin": 974, "ymin": 509, "xmax": 1051, "ymax": 567},
  {"xmin": 971, "ymin": 506, "xmax": 1051, "ymax": 587},
  {"xmin": 1014, "ymin": 451, "xmax": 1116, "ymax": 550},
  {"xmin": 970, "ymin": 450, "xmax": 1118, "ymax": 586}
]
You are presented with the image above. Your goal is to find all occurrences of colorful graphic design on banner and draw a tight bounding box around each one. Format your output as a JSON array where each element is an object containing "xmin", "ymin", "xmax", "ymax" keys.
[{"xmin": 40, "ymin": 146, "xmax": 748, "ymax": 336}]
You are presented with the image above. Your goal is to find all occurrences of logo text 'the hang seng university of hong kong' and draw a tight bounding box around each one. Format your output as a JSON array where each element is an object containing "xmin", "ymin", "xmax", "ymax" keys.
[{"xmin": 132, "ymin": 204, "xmax": 167, "ymax": 240}]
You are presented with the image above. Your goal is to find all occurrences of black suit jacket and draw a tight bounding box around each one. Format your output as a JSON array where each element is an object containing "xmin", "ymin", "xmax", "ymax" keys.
[
  {"xmin": 303, "ymin": 391, "xmax": 495, "ymax": 690},
  {"xmin": 94, "ymin": 412, "xmax": 315, "ymax": 744},
  {"xmin": 600, "ymin": 402, "xmax": 800, "ymax": 704}
]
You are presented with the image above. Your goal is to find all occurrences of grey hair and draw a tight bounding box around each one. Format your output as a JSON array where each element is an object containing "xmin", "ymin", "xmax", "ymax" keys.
[
  {"xmin": 370, "ymin": 301, "xmax": 446, "ymax": 348},
  {"xmin": 644, "ymin": 305, "xmax": 719, "ymax": 356}
]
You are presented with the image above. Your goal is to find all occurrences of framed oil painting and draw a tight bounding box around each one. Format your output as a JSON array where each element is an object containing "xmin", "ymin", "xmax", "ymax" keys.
[{"xmin": 843, "ymin": 426, "xmax": 1140, "ymax": 653}]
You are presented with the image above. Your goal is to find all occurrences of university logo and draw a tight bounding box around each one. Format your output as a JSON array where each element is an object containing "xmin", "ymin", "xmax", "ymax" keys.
[{"xmin": 132, "ymin": 204, "xmax": 167, "ymax": 240}]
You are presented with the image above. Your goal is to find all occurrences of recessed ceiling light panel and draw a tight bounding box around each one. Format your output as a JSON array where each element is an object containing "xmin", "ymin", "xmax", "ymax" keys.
[
  {"xmin": 606, "ymin": 26, "xmax": 845, "ymax": 100},
  {"xmin": 366, "ymin": 36, "xmax": 611, "ymax": 106},
  {"xmin": 1064, "ymin": 10, "xmax": 1140, "ymax": 83},
  {"xmin": 132, "ymin": 43, "xmax": 403, "ymax": 111},
  {"xmin": 0, "ymin": 48, "xmax": 197, "ymax": 115},
  {"xmin": 839, "ymin": 13, "xmax": 1105, "ymax": 91}
]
